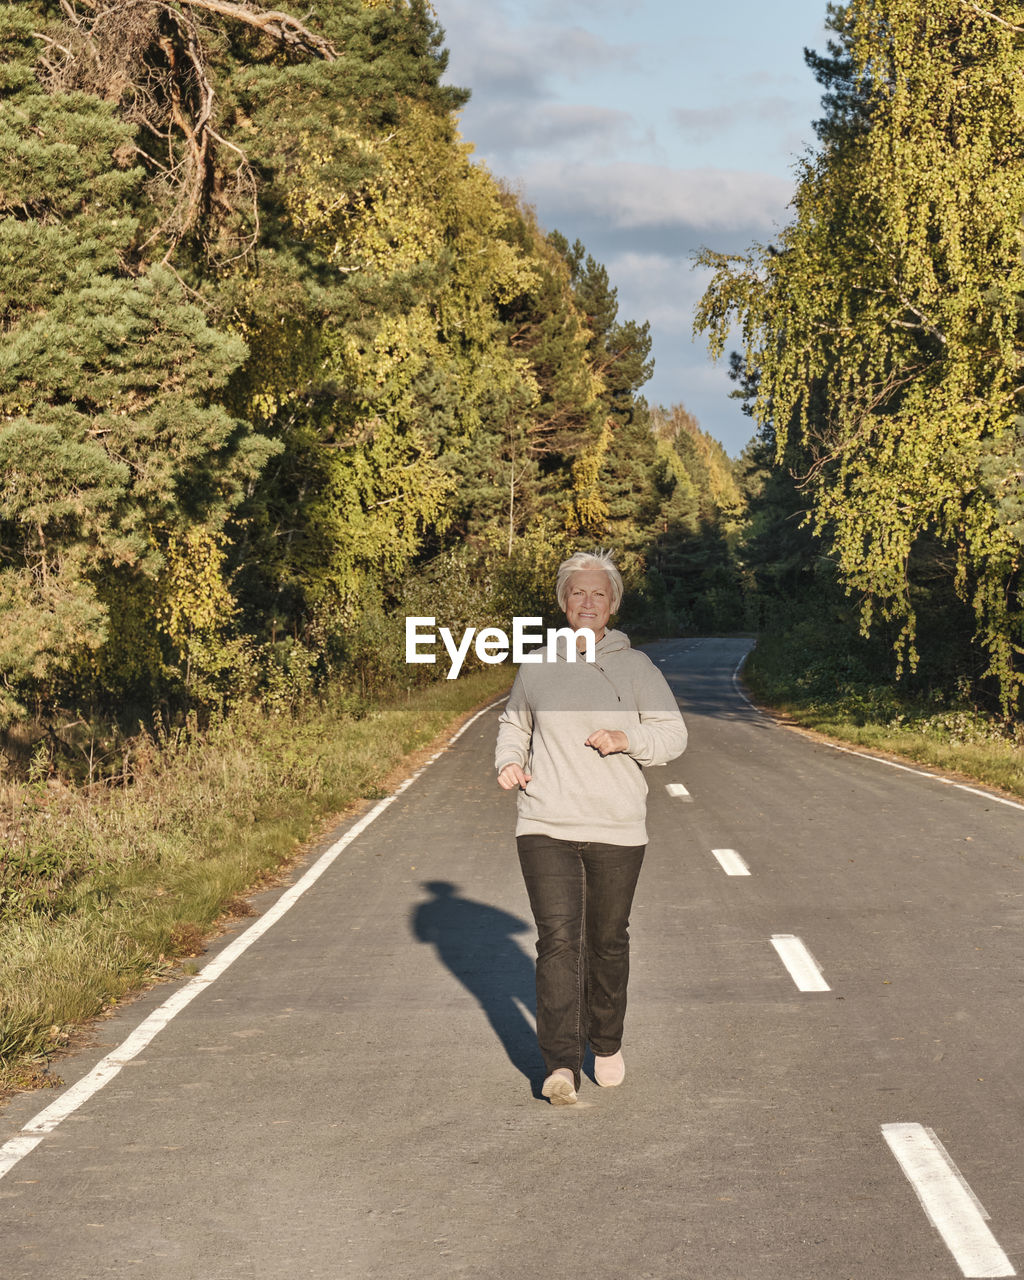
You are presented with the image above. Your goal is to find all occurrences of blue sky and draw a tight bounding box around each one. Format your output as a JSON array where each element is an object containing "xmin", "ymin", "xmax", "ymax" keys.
[{"xmin": 435, "ymin": 0, "xmax": 833, "ymax": 457}]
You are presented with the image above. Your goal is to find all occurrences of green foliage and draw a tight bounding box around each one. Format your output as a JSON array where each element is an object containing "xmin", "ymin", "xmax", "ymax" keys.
[
  {"xmin": 0, "ymin": 0, "xmax": 748, "ymax": 734},
  {"xmin": 0, "ymin": 24, "xmax": 277, "ymax": 721},
  {"xmin": 629, "ymin": 405, "xmax": 747, "ymax": 633},
  {"xmin": 6, "ymin": 0, "xmax": 1024, "ymax": 1092},
  {"xmin": 697, "ymin": 0, "xmax": 1024, "ymax": 711},
  {"xmin": 742, "ymin": 608, "xmax": 1024, "ymax": 799},
  {"xmin": 549, "ymin": 231, "xmax": 658, "ymax": 549}
]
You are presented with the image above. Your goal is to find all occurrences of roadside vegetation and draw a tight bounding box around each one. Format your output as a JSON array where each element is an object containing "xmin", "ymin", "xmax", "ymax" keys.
[
  {"xmin": 742, "ymin": 621, "xmax": 1024, "ymax": 801},
  {"xmin": 0, "ymin": 0, "xmax": 744, "ymax": 1090},
  {"xmin": 0, "ymin": 666, "xmax": 510, "ymax": 1098},
  {"xmin": 701, "ymin": 0, "xmax": 1024, "ymax": 799}
]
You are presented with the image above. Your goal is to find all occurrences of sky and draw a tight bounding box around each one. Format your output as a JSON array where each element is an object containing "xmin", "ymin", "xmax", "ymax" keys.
[{"xmin": 434, "ymin": 0, "xmax": 833, "ymax": 458}]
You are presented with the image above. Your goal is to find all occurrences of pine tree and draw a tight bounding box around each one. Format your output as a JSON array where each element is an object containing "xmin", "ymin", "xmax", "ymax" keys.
[
  {"xmin": 547, "ymin": 232, "xmax": 658, "ymax": 551},
  {"xmin": 0, "ymin": 10, "xmax": 275, "ymax": 720},
  {"xmin": 1, "ymin": 0, "xmax": 673, "ymax": 716}
]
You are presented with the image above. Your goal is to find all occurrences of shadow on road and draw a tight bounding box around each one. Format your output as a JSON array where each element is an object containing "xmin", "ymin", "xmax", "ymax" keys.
[{"xmin": 411, "ymin": 880, "xmax": 542, "ymax": 1088}]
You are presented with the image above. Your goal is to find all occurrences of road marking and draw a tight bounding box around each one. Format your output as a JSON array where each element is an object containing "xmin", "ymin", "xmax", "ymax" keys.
[
  {"xmin": 731, "ymin": 649, "xmax": 760, "ymax": 711},
  {"xmin": 731, "ymin": 655, "xmax": 1024, "ymax": 816},
  {"xmin": 770, "ymin": 934, "xmax": 830, "ymax": 991},
  {"xmin": 665, "ymin": 782, "xmax": 692, "ymax": 800},
  {"xmin": 712, "ymin": 848, "xmax": 750, "ymax": 876},
  {"xmin": 728, "ymin": 644, "xmax": 1024, "ymax": 814},
  {"xmin": 0, "ymin": 697, "xmax": 506, "ymax": 1183},
  {"xmin": 825, "ymin": 742, "xmax": 1024, "ymax": 814},
  {"xmin": 882, "ymin": 1123, "xmax": 1016, "ymax": 1277}
]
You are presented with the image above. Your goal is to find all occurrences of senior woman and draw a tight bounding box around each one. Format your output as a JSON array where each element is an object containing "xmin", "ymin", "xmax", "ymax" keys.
[{"xmin": 495, "ymin": 550, "xmax": 687, "ymax": 1105}]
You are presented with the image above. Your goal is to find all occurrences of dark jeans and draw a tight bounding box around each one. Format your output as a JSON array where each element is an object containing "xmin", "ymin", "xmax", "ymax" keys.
[{"xmin": 517, "ymin": 834, "xmax": 646, "ymax": 1088}]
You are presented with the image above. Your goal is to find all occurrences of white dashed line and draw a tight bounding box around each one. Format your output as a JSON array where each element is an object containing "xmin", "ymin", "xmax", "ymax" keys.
[
  {"xmin": 770, "ymin": 934, "xmax": 831, "ymax": 991},
  {"xmin": 712, "ymin": 848, "xmax": 750, "ymax": 876},
  {"xmin": 882, "ymin": 1124, "xmax": 1016, "ymax": 1277},
  {"xmin": 665, "ymin": 782, "xmax": 692, "ymax": 801},
  {"xmin": 0, "ymin": 697, "xmax": 506, "ymax": 1183}
]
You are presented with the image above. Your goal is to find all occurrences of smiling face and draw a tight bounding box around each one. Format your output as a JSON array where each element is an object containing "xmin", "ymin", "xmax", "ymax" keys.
[{"xmin": 564, "ymin": 569, "xmax": 613, "ymax": 642}]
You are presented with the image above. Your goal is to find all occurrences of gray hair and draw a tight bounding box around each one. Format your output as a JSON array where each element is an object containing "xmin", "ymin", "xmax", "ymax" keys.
[{"xmin": 555, "ymin": 549, "xmax": 623, "ymax": 613}]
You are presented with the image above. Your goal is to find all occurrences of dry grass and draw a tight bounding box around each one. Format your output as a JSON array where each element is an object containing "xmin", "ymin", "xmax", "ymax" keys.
[{"xmin": 775, "ymin": 711, "xmax": 1024, "ymax": 799}]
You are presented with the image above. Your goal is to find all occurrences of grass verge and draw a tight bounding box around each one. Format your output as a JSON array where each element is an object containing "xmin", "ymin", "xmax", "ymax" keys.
[
  {"xmin": 742, "ymin": 632, "xmax": 1024, "ymax": 801},
  {"xmin": 0, "ymin": 667, "xmax": 511, "ymax": 1100}
]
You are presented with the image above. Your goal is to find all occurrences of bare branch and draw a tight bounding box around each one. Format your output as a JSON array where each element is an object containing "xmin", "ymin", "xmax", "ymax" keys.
[
  {"xmin": 175, "ymin": 0, "xmax": 339, "ymax": 60},
  {"xmin": 32, "ymin": 0, "xmax": 339, "ymax": 268},
  {"xmin": 959, "ymin": 1, "xmax": 1024, "ymax": 35},
  {"xmin": 31, "ymin": 31, "xmax": 77, "ymax": 59},
  {"xmin": 858, "ymin": 242, "xmax": 950, "ymax": 346},
  {"xmin": 894, "ymin": 298, "xmax": 947, "ymax": 346}
]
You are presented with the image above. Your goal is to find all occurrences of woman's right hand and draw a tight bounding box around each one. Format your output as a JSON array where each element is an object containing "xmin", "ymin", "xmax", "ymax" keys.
[{"xmin": 497, "ymin": 763, "xmax": 532, "ymax": 791}]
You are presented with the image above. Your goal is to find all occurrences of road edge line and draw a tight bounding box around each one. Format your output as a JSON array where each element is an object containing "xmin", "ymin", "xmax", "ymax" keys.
[
  {"xmin": 731, "ymin": 647, "xmax": 761, "ymax": 712},
  {"xmin": 823, "ymin": 741, "xmax": 1024, "ymax": 814},
  {"xmin": 733, "ymin": 648, "xmax": 1024, "ymax": 816}
]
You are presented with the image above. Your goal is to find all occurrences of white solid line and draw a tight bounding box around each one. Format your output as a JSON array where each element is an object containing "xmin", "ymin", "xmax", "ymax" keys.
[
  {"xmin": 729, "ymin": 646, "xmax": 1024, "ymax": 816},
  {"xmin": 712, "ymin": 848, "xmax": 751, "ymax": 876},
  {"xmin": 770, "ymin": 934, "xmax": 831, "ymax": 992},
  {"xmin": 0, "ymin": 696, "xmax": 505, "ymax": 1183},
  {"xmin": 731, "ymin": 649, "xmax": 760, "ymax": 712},
  {"xmin": 665, "ymin": 782, "xmax": 692, "ymax": 800},
  {"xmin": 882, "ymin": 1124, "xmax": 1016, "ymax": 1277},
  {"xmin": 825, "ymin": 741, "xmax": 1024, "ymax": 814}
]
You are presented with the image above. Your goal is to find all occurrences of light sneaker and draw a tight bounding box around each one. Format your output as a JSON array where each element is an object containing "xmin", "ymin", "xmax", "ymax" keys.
[
  {"xmin": 594, "ymin": 1050, "xmax": 625, "ymax": 1087},
  {"xmin": 541, "ymin": 1069, "xmax": 578, "ymax": 1105}
]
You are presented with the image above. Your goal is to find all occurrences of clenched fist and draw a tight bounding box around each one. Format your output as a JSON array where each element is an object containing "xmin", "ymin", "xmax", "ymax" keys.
[
  {"xmin": 497, "ymin": 763, "xmax": 532, "ymax": 790},
  {"xmin": 585, "ymin": 729, "xmax": 629, "ymax": 757}
]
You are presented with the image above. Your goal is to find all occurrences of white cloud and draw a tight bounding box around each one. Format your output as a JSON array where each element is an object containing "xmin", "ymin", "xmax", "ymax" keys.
[
  {"xmin": 462, "ymin": 103, "xmax": 641, "ymax": 160},
  {"xmin": 672, "ymin": 106, "xmax": 741, "ymax": 142},
  {"xmin": 520, "ymin": 162, "xmax": 794, "ymax": 235},
  {"xmin": 672, "ymin": 96, "xmax": 802, "ymax": 143},
  {"xmin": 603, "ymin": 251, "xmax": 712, "ymax": 331},
  {"xmin": 595, "ymin": 250, "xmax": 755, "ymax": 453},
  {"xmin": 520, "ymin": 0, "xmax": 644, "ymax": 18},
  {"xmin": 441, "ymin": 5, "xmax": 635, "ymax": 98}
]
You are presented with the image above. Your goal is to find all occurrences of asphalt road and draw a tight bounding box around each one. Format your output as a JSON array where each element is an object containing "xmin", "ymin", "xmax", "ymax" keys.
[{"xmin": 1, "ymin": 636, "xmax": 1022, "ymax": 1279}]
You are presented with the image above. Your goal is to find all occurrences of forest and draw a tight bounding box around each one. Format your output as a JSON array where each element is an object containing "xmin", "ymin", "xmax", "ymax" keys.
[
  {"xmin": 0, "ymin": 0, "xmax": 1021, "ymax": 761},
  {"xmin": 0, "ymin": 0, "xmax": 744, "ymax": 765},
  {"xmin": 699, "ymin": 0, "xmax": 1024, "ymax": 733}
]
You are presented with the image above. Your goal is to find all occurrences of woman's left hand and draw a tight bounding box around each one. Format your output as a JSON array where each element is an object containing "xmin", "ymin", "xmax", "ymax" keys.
[{"xmin": 585, "ymin": 729, "xmax": 629, "ymax": 756}]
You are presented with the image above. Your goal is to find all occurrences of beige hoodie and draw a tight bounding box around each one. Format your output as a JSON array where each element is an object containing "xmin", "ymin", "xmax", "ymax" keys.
[{"xmin": 495, "ymin": 628, "xmax": 687, "ymax": 845}]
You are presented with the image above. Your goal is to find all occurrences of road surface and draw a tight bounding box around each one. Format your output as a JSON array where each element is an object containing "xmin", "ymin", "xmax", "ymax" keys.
[{"xmin": 0, "ymin": 637, "xmax": 1021, "ymax": 1279}]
